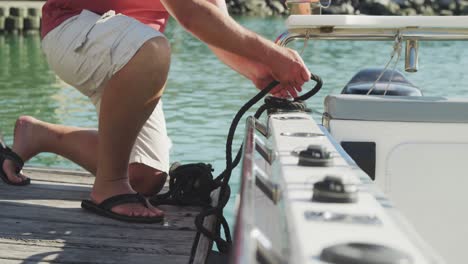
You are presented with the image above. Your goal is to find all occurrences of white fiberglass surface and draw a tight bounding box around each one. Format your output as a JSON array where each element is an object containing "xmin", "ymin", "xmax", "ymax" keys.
[
  {"xmin": 266, "ymin": 113, "xmax": 438, "ymax": 263},
  {"xmin": 330, "ymin": 119, "xmax": 468, "ymax": 263},
  {"xmin": 387, "ymin": 143, "xmax": 468, "ymax": 264}
]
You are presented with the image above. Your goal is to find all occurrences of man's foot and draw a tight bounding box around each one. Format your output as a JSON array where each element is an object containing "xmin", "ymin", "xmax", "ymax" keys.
[
  {"xmin": 91, "ymin": 179, "xmax": 164, "ymax": 218},
  {"xmin": 1, "ymin": 116, "xmax": 44, "ymax": 184},
  {"xmin": 82, "ymin": 193, "xmax": 164, "ymax": 223}
]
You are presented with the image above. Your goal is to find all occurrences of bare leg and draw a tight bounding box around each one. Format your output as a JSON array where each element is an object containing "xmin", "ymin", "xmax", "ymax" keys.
[
  {"xmin": 14, "ymin": 117, "xmax": 97, "ymax": 173},
  {"xmin": 3, "ymin": 36, "xmax": 171, "ymax": 217},
  {"xmin": 2, "ymin": 117, "xmax": 167, "ymax": 195},
  {"xmin": 1, "ymin": 116, "xmax": 97, "ymax": 183},
  {"xmin": 93, "ymin": 36, "xmax": 170, "ymax": 217}
]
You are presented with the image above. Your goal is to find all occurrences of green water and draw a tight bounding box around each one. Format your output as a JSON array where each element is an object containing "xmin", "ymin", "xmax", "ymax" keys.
[{"xmin": 2, "ymin": 17, "xmax": 468, "ymax": 223}]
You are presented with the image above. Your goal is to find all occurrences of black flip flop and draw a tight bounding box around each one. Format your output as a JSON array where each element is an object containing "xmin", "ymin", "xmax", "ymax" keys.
[
  {"xmin": 81, "ymin": 193, "xmax": 164, "ymax": 223},
  {"xmin": 0, "ymin": 142, "xmax": 30, "ymax": 186}
]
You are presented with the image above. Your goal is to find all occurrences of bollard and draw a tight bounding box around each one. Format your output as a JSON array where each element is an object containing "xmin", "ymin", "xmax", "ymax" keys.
[
  {"xmin": 5, "ymin": 16, "xmax": 23, "ymax": 32},
  {"xmin": 9, "ymin": 7, "xmax": 26, "ymax": 18},
  {"xmin": 24, "ymin": 16, "xmax": 40, "ymax": 31},
  {"xmin": 0, "ymin": 7, "xmax": 5, "ymax": 32},
  {"xmin": 27, "ymin": 7, "xmax": 39, "ymax": 17},
  {"xmin": 0, "ymin": 6, "xmax": 8, "ymax": 17},
  {"xmin": 0, "ymin": 17, "xmax": 5, "ymax": 32}
]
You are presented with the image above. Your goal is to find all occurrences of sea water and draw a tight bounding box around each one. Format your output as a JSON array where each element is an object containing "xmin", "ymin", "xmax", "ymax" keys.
[{"xmin": 2, "ymin": 16, "xmax": 468, "ymax": 226}]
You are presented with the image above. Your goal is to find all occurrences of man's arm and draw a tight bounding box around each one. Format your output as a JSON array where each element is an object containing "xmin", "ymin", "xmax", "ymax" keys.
[
  {"xmin": 202, "ymin": 0, "xmax": 263, "ymax": 80},
  {"xmin": 201, "ymin": 0, "xmax": 299, "ymax": 97},
  {"xmin": 160, "ymin": 0, "xmax": 310, "ymax": 92}
]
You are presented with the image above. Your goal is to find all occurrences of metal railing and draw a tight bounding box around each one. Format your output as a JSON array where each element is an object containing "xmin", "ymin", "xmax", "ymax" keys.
[
  {"xmin": 231, "ymin": 117, "xmax": 256, "ymax": 264},
  {"xmin": 276, "ymin": 14, "xmax": 468, "ymax": 72},
  {"xmin": 276, "ymin": 28, "xmax": 468, "ymax": 46},
  {"xmin": 230, "ymin": 116, "xmax": 284, "ymax": 264}
]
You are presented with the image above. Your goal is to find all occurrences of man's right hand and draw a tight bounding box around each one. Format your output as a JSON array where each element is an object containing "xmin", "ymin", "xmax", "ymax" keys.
[{"xmin": 267, "ymin": 46, "xmax": 311, "ymax": 96}]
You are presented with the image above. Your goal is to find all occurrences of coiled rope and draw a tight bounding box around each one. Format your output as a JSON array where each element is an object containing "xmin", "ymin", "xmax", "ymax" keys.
[{"xmin": 189, "ymin": 72, "xmax": 323, "ymax": 261}]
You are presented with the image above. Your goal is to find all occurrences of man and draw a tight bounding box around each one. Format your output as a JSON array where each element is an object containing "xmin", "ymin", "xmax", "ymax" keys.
[{"xmin": 0, "ymin": 0, "xmax": 310, "ymax": 222}]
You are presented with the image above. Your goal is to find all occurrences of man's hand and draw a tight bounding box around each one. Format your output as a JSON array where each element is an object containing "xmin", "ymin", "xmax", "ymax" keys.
[
  {"xmin": 161, "ymin": 0, "xmax": 311, "ymax": 96},
  {"xmin": 251, "ymin": 63, "xmax": 303, "ymax": 98},
  {"xmin": 266, "ymin": 47, "xmax": 311, "ymax": 96},
  {"xmin": 250, "ymin": 46, "xmax": 311, "ymax": 98}
]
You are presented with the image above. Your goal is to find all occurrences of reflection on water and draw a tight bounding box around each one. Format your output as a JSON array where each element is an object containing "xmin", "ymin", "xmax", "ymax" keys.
[{"xmin": 2, "ymin": 17, "xmax": 468, "ymax": 223}]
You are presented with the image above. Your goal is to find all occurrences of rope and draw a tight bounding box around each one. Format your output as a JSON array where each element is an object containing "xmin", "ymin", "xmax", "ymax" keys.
[
  {"xmin": 366, "ymin": 31, "xmax": 402, "ymax": 96},
  {"xmin": 384, "ymin": 39, "xmax": 402, "ymax": 96},
  {"xmin": 299, "ymin": 29, "xmax": 311, "ymax": 57},
  {"xmin": 151, "ymin": 163, "xmax": 216, "ymax": 207},
  {"xmin": 190, "ymin": 73, "xmax": 323, "ymax": 260}
]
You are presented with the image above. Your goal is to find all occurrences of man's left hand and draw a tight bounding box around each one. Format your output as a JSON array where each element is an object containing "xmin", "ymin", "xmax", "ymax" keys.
[{"xmin": 251, "ymin": 64, "xmax": 302, "ymax": 98}]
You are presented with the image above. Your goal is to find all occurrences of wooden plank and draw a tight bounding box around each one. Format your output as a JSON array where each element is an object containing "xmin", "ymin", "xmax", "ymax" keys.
[
  {"xmin": 0, "ymin": 241, "xmax": 189, "ymax": 264},
  {"xmin": 0, "ymin": 236, "xmax": 189, "ymax": 256},
  {"xmin": 0, "ymin": 186, "xmax": 202, "ymax": 214},
  {"xmin": 0, "ymin": 167, "xmax": 210, "ymax": 263},
  {"xmin": 23, "ymin": 167, "xmax": 94, "ymax": 186},
  {"xmin": 24, "ymin": 167, "xmax": 93, "ymax": 177},
  {"xmin": 0, "ymin": 233, "xmax": 191, "ymax": 256},
  {"xmin": 0, "ymin": 259, "xmax": 50, "ymax": 264},
  {"xmin": 0, "ymin": 218, "xmax": 195, "ymax": 243},
  {"xmin": 0, "ymin": 202, "xmax": 198, "ymax": 231},
  {"xmin": 0, "ymin": 183, "xmax": 92, "ymax": 201},
  {"xmin": 0, "ymin": 195, "xmax": 202, "ymax": 219}
]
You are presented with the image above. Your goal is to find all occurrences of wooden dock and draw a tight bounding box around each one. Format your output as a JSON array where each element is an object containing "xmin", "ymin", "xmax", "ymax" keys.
[
  {"xmin": 0, "ymin": 167, "xmax": 205, "ymax": 264},
  {"xmin": 0, "ymin": 1, "xmax": 44, "ymax": 33}
]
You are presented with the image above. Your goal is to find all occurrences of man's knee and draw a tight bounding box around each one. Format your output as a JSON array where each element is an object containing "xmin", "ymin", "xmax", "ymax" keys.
[
  {"xmin": 141, "ymin": 36, "xmax": 171, "ymax": 72},
  {"xmin": 128, "ymin": 163, "xmax": 168, "ymax": 196},
  {"xmin": 138, "ymin": 37, "xmax": 171, "ymax": 96}
]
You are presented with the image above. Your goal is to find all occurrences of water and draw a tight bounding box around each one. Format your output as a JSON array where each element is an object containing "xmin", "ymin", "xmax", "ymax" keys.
[{"xmin": 2, "ymin": 16, "xmax": 468, "ymax": 225}]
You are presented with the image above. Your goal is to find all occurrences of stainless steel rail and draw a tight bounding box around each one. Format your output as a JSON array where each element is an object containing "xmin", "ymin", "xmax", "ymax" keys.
[
  {"xmin": 275, "ymin": 17, "xmax": 468, "ymax": 72},
  {"xmin": 255, "ymin": 229, "xmax": 287, "ymax": 264},
  {"xmin": 255, "ymin": 168, "xmax": 282, "ymax": 204},
  {"xmin": 231, "ymin": 116, "xmax": 283, "ymax": 264},
  {"xmin": 231, "ymin": 117, "xmax": 256, "ymax": 264},
  {"xmin": 255, "ymin": 119, "xmax": 268, "ymax": 138},
  {"xmin": 276, "ymin": 29, "xmax": 468, "ymax": 46},
  {"xmin": 255, "ymin": 137, "xmax": 275, "ymax": 165}
]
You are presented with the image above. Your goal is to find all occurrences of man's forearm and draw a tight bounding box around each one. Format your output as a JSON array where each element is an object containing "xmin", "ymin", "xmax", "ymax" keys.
[
  {"xmin": 210, "ymin": 46, "xmax": 266, "ymax": 80},
  {"xmin": 161, "ymin": 0, "xmax": 311, "ymax": 93},
  {"xmin": 203, "ymin": 0, "xmax": 264, "ymax": 80},
  {"xmin": 160, "ymin": 0, "xmax": 279, "ymax": 66}
]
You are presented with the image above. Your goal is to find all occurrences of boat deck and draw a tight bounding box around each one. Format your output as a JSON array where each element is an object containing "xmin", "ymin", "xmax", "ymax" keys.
[{"xmin": 0, "ymin": 167, "xmax": 201, "ymax": 264}]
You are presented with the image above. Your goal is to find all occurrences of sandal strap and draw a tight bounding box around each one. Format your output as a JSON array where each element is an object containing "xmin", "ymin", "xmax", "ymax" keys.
[
  {"xmin": 99, "ymin": 193, "xmax": 148, "ymax": 211},
  {"xmin": 0, "ymin": 145, "xmax": 24, "ymax": 174}
]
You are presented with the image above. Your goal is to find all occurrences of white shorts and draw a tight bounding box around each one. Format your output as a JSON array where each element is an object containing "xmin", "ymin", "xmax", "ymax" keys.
[{"xmin": 41, "ymin": 10, "xmax": 171, "ymax": 172}]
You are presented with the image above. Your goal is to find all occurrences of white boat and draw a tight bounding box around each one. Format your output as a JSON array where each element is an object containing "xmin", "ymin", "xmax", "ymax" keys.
[{"xmin": 229, "ymin": 14, "xmax": 468, "ymax": 264}]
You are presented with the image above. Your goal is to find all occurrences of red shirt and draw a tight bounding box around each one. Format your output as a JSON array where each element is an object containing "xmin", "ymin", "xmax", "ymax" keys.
[{"xmin": 41, "ymin": 0, "xmax": 169, "ymax": 38}]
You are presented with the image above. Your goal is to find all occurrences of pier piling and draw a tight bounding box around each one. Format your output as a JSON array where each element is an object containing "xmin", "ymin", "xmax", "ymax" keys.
[{"xmin": 0, "ymin": 1, "xmax": 44, "ymax": 34}]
